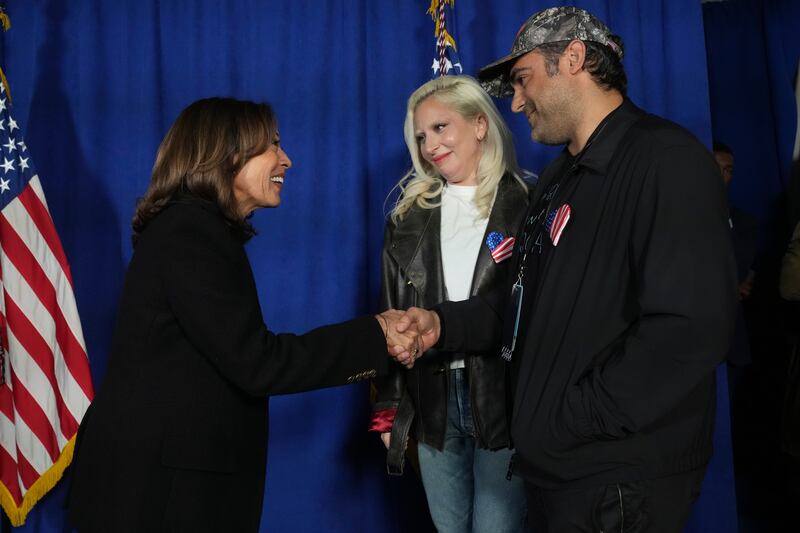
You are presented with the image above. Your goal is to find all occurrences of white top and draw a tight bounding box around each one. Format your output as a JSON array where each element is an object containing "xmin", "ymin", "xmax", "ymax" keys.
[{"xmin": 440, "ymin": 183, "xmax": 489, "ymax": 369}]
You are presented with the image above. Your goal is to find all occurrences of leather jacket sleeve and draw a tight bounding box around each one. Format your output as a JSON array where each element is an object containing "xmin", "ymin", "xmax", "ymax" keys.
[{"xmin": 371, "ymin": 221, "xmax": 406, "ymax": 420}]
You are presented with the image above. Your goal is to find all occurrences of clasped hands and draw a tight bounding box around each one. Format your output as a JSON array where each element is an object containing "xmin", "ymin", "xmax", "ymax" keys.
[{"xmin": 375, "ymin": 307, "xmax": 441, "ymax": 369}]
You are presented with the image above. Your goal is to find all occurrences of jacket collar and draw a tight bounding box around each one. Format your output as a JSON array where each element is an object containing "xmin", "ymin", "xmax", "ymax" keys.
[
  {"xmin": 387, "ymin": 192, "xmax": 442, "ymax": 298},
  {"xmin": 528, "ymin": 98, "xmax": 643, "ymax": 209},
  {"xmin": 573, "ymin": 98, "xmax": 644, "ymax": 175},
  {"xmin": 387, "ymin": 174, "xmax": 529, "ymax": 297}
]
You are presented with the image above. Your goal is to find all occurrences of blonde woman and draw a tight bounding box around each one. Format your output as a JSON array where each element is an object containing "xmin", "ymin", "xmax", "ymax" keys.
[{"xmin": 370, "ymin": 76, "xmax": 530, "ymax": 532}]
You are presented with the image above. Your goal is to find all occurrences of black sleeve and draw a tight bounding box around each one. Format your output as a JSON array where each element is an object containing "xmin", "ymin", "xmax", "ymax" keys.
[
  {"xmin": 435, "ymin": 287, "xmax": 507, "ymax": 354},
  {"xmin": 561, "ymin": 144, "xmax": 738, "ymax": 440},
  {"xmin": 160, "ymin": 211, "xmax": 389, "ymax": 398},
  {"xmin": 372, "ymin": 222, "xmax": 406, "ymax": 413}
]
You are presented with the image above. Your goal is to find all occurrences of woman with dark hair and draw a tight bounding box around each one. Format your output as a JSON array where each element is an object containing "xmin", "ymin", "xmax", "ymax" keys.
[{"xmin": 66, "ymin": 97, "xmax": 415, "ymax": 532}]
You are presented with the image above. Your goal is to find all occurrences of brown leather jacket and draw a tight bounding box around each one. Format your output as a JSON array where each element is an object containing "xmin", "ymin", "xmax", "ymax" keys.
[{"xmin": 372, "ymin": 175, "xmax": 530, "ymax": 471}]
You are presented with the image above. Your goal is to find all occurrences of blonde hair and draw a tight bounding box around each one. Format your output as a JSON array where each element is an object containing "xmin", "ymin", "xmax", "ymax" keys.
[{"xmin": 390, "ymin": 75, "xmax": 526, "ymax": 222}]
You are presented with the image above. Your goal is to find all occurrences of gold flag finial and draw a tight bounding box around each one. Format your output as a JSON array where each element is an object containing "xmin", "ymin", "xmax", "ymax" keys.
[
  {"xmin": 0, "ymin": 5, "xmax": 11, "ymax": 102},
  {"xmin": 0, "ymin": 6, "xmax": 10, "ymax": 32},
  {"xmin": 426, "ymin": 0, "xmax": 457, "ymax": 52}
]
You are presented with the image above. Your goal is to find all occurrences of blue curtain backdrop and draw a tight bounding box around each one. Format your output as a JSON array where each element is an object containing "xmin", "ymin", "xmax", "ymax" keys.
[
  {"xmin": 0, "ymin": 1, "xmax": 737, "ymax": 531},
  {"xmin": 704, "ymin": 0, "xmax": 800, "ymax": 245},
  {"xmin": 703, "ymin": 1, "xmax": 800, "ymax": 531}
]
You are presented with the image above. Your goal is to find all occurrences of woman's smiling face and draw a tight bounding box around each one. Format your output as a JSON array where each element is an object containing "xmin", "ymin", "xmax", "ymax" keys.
[
  {"xmin": 232, "ymin": 138, "xmax": 292, "ymax": 215},
  {"xmin": 413, "ymin": 97, "xmax": 486, "ymax": 186}
]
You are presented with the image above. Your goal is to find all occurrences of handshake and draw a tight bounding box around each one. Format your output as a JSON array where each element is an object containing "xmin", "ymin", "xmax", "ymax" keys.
[{"xmin": 375, "ymin": 308, "xmax": 441, "ymax": 369}]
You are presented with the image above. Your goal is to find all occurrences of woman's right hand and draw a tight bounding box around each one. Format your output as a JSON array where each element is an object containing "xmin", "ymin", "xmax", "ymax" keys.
[{"xmin": 380, "ymin": 432, "xmax": 391, "ymax": 449}]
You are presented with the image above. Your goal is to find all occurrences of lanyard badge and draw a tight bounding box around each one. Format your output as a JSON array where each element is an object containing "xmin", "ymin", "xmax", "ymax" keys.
[
  {"xmin": 499, "ymin": 201, "xmax": 573, "ymax": 361},
  {"xmin": 500, "ymin": 281, "xmax": 524, "ymax": 361}
]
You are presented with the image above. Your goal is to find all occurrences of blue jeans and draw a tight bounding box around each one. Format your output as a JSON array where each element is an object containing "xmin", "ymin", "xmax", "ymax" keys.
[{"xmin": 418, "ymin": 368, "xmax": 527, "ymax": 533}]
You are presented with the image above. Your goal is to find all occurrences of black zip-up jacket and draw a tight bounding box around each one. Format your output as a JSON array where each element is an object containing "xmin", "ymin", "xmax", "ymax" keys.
[
  {"xmin": 372, "ymin": 175, "xmax": 529, "ymax": 470},
  {"xmin": 436, "ymin": 100, "xmax": 738, "ymax": 488}
]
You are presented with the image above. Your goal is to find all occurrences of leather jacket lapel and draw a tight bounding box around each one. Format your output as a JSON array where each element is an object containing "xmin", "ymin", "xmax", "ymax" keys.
[
  {"xmin": 387, "ymin": 199, "xmax": 445, "ymax": 303},
  {"xmin": 470, "ymin": 175, "xmax": 529, "ymax": 295}
]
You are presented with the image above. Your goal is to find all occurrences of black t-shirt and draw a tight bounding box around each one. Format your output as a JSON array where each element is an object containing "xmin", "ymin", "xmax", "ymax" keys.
[{"xmin": 517, "ymin": 154, "xmax": 576, "ymax": 299}]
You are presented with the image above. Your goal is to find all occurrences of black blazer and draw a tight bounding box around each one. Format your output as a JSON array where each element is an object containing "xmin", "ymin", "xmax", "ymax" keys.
[{"xmin": 66, "ymin": 196, "xmax": 388, "ymax": 532}]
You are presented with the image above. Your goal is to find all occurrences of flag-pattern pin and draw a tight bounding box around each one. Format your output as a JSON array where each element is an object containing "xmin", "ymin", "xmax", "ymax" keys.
[
  {"xmin": 545, "ymin": 204, "xmax": 572, "ymax": 246},
  {"xmin": 486, "ymin": 231, "xmax": 515, "ymax": 263}
]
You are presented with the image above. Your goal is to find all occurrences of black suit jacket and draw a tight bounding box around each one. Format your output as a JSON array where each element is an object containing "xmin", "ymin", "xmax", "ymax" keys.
[{"xmin": 67, "ymin": 195, "xmax": 388, "ymax": 532}]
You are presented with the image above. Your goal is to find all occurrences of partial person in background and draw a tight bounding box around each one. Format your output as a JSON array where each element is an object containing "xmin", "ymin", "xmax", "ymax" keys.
[
  {"xmin": 714, "ymin": 142, "xmax": 757, "ymax": 303},
  {"xmin": 712, "ymin": 142, "xmax": 756, "ymax": 396},
  {"xmin": 370, "ymin": 75, "xmax": 530, "ymax": 533},
  {"xmin": 713, "ymin": 140, "xmax": 758, "ymax": 520},
  {"xmin": 66, "ymin": 97, "xmax": 418, "ymax": 533}
]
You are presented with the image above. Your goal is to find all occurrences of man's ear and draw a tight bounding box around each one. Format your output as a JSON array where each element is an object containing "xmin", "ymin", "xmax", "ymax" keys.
[{"xmin": 565, "ymin": 39, "xmax": 587, "ymax": 75}]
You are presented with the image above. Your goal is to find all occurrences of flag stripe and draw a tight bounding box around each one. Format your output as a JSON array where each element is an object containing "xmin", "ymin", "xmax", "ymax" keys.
[
  {"xmin": 15, "ymin": 446, "xmax": 41, "ymax": 491},
  {"xmin": 8, "ymin": 367, "xmax": 58, "ymax": 464},
  {"xmin": 0, "ymin": 216, "xmax": 92, "ymax": 398},
  {"xmin": 11, "ymin": 405, "xmax": 55, "ymax": 482},
  {"xmin": 490, "ymin": 237, "xmax": 515, "ymax": 263},
  {"xmin": 16, "ymin": 181, "xmax": 73, "ymax": 285},
  {"xmin": 0, "ymin": 441, "xmax": 21, "ymax": 504},
  {"xmin": 493, "ymin": 248, "xmax": 513, "ymax": 262},
  {"xmin": 493, "ymin": 239, "xmax": 513, "ymax": 255},
  {"xmin": 0, "ymin": 388, "xmax": 16, "ymax": 451},
  {"xmin": 550, "ymin": 205, "xmax": 571, "ymax": 246},
  {"xmin": 2, "ymin": 199, "xmax": 85, "ymax": 349},
  {"xmin": 2, "ymin": 266, "xmax": 91, "ymax": 430},
  {"xmin": 7, "ymin": 328, "xmax": 71, "ymax": 449},
  {"xmin": 5, "ymin": 300, "xmax": 78, "ymax": 439},
  {"xmin": 27, "ymin": 177, "xmax": 50, "ymax": 212}
]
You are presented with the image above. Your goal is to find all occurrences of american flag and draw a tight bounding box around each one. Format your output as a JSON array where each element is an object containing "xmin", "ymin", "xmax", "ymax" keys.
[
  {"xmin": 0, "ymin": 78, "xmax": 93, "ymax": 526},
  {"xmin": 486, "ymin": 231, "xmax": 515, "ymax": 263}
]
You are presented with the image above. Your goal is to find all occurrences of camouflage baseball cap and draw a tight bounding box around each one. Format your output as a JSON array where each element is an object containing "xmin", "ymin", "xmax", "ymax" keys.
[{"xmin": 478, "ymin": 6, "xmax": 623, "ymax": 97}]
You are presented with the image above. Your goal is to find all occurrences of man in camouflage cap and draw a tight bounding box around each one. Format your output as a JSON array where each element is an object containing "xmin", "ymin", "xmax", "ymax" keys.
[
  {"xmin": 478, "ymin": 6, "xmax": 623, "ymax": 98},
  {"xmin": 393, "ymin": 5, "xmax": 737, "ymax": 531}
]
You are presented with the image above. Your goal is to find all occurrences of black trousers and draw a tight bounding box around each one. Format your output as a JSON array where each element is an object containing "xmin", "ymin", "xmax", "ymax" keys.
[{"xmin": 524, "ymin": 468, "xmax": 706, "ymax": 533}]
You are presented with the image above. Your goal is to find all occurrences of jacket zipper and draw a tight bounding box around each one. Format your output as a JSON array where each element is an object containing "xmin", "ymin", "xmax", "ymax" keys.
[{"xmin": 466, "ymin": 356, "xmax": 484, "ymax": 446}]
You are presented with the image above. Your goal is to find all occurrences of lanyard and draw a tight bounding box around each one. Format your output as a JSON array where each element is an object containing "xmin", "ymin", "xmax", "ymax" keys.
[{"xmin": 500, "ymin": 115, "xmax": 614, "ymax": 362}]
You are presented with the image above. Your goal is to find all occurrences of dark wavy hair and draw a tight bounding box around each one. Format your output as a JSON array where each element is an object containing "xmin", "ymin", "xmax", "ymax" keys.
[
  {"xmin": 712, "ymin": 141, "xmax": 733, "ymax": 156},
  {"xmin": 536, "ymin": 38, "xmax": 627, "ymax": 96},
  {"xmin": 132, "ymin": 97, "xmax": 278, "ymax": 241}
]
